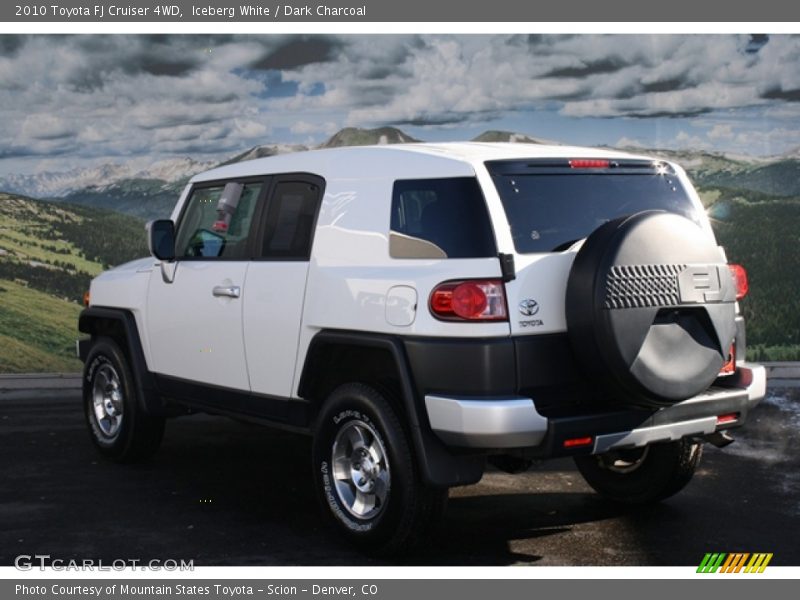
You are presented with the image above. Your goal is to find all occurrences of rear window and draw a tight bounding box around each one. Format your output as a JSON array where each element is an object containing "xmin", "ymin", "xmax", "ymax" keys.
[
  {"xmin": 487, "ymin": 159, "xmax": 702, "ymax": 254},
  {"xmin": 390, "ymin": 177, "xmax": 496, "ymax": 259}
]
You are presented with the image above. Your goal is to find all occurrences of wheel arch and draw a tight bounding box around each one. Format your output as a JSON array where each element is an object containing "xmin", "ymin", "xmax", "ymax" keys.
[
  {"xmin": 298, "ymin": 330, "xmax": 485, "ymax": 488},
  {"xmin": 78, "ymin": 306, "xmax": 164, "ymax": 416}
]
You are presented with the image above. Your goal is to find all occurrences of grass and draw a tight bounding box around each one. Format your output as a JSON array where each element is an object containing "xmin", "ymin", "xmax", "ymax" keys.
[
  {"xmin": 0, "ymin": 194, "xmax": 103, "ymax": 275},
  {"xmin": 0, "ymin": 279, "xmax": 82, "ymax": 373}
]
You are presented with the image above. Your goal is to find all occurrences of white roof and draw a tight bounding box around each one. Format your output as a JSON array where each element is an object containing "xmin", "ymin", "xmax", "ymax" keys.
[{"xmin": 191, "ymin": 142, "xmax": 660, "ymax": 183}]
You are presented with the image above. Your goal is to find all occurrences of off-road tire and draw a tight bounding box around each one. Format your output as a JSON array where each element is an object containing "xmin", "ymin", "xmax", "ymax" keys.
[
  {"xmin": 312, "ymin": 383, "xmax": 448, "ymax": 556},
  {"xmin": 83, "ymin": 336, "xmax": 165, "ymax": 462}
]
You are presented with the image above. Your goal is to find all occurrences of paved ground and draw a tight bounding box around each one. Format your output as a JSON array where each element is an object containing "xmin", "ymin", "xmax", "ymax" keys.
[{"xmin": 1, "ymin": 383, "xmax": 798, "ymax": 566}]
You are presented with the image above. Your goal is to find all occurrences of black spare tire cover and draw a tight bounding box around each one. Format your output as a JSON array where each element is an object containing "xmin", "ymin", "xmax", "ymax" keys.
[{"xmin": 566, "ymin": 211, "xmax": 737, "ymax": 407}]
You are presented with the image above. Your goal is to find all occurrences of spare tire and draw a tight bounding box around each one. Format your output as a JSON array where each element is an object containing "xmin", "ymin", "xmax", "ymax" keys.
[{"xmin": 566, "ymin": 211, "xmax": 737, "ymax": 408}]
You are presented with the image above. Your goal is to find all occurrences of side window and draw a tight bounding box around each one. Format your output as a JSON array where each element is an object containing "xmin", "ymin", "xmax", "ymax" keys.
[
  {"xmin": 390, "ymin": 177, "xmax": 497, "ymax": 259},
  {"xmin": 175, "ymin": 181, "xmax": 263, "ymax": 259},
  {"xmin": 260, "ymin": 179, "xmax": 323, "ymax": 259}
]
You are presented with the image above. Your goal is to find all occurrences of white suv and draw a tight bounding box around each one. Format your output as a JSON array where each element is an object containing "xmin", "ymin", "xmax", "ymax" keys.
[{"xmin": 78, "ymin": 143, "xmax": 766, "ymax": 554}]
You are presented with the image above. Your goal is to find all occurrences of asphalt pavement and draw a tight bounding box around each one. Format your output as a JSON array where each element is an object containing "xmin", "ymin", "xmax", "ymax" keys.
[{"xmin": 1, "ymin": 380, "xmax": 798, "ymax": 566}]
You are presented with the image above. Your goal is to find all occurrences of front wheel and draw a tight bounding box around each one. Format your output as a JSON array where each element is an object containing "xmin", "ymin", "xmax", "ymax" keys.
[
  {"xmin": 311, "ymin": 383, "xmax": 447, "ymax": 555},
  {"xmin": 83, "ymin": 336, "xmax": 165, "ymax": 462},
  {"xmin": 574, "ymin": 439, "xmax": 702, "ymax": 505}
]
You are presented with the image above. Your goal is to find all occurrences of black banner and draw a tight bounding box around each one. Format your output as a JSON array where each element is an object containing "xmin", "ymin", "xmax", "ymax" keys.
[{"xmin": 3, "ymin": 0, "xmax": 800, "ymax": 22}]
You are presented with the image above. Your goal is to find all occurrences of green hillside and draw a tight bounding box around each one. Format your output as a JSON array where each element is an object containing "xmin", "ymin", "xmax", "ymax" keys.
[
  {"xmin": 0, "ymin": 279, "xmax": 82, "ymax": 372},
  {"xmin": 695, "ymin": 160, "xmax": 800, "ymax": 198},
  {"xmin": 702, "ymin": 187, "xmax": 800, "ymax": 360},
  {"xmin": 0, "ymin": 193, "xmax": 147, "ymax": 372}
]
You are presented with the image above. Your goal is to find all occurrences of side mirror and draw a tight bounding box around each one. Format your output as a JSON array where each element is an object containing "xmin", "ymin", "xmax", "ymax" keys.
[{"xmin": 147, "ymin": 219, "xmax": 176, "ymax": 261}]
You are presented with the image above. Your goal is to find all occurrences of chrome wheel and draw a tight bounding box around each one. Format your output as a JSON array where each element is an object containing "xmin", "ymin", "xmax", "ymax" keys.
[
  {"xmin": 331, "ymin": 420, "xmax": 390, "ymax": 520},
  {"xmin": 596, "ymin": 446, "xmax": 650, "ymax": 474},
  {"xmin": 91, "ymin": 363, "xmax": 124, "ymax": 439}
]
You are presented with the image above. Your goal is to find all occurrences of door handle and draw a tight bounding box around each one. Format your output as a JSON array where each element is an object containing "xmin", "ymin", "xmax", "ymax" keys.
[{"xmin": 212, "ymin": 285, "xmax": 241, "ymax": 299}]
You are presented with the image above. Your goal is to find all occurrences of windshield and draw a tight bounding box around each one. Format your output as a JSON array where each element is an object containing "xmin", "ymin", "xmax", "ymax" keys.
[{"xmin": 486, "ymin": 159, "xmax": 702, "ymax": 254}]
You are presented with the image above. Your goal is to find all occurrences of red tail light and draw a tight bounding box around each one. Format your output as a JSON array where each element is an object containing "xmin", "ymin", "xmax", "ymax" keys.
[
  {"xmin": 719, "ymin": 343, "xmax": 736, "ymax": 376},
  {"xmin": 569, "ymin": 159, "xmax": 610, "ymax": 169},
  {"xmin": 430, "ymin": 279, "xmax": 508, "ymax": 321},
  {"xmin": 728, "ymin": 264, "xmax": 748, "ymax": 300}
]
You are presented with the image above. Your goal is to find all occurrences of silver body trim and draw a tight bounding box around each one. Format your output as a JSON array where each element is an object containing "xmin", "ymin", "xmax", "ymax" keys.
[
  {"xmin": 593, "ymin": 417, "xmax": 717, "ymax": 454},
  {"xmin": 424, "ymin": 364, "xmax": 767, "ymax": 452},
  {"xmin": 424, "ymin": 396, "xmax": 548, "ymax": 448}
]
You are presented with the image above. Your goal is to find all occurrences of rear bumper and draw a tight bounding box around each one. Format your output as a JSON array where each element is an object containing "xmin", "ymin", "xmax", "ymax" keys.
[{"xmin": 424, "ymin": 362, "xmax": 766, "ymax": 456}]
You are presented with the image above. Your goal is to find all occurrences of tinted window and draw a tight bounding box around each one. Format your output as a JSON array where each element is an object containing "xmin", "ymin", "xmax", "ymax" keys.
[
  {"xmin": 390, "ymin": 177, "xmax": 496, "ymax": 259},
  {"xmin": 261, "ymin": 180, "xmax": 322, "ymax": 259},
  {"xmin": 175, "ymin": 182, "xmax": 262, "ymax": 259},
  {"xmin": 488, "ymin": 163, "xmax": 701, "ymax": 254}
]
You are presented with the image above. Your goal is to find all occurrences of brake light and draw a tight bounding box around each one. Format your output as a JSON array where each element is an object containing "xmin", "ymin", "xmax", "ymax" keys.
[
  {"xmin": 569, "ymin": 159, "xmax": 610, "ymax": 169},
  {"xmin": 429, "ymin": 279, "xmax": 508, "ymax": 321},
  {"xmin": 728, "ymin": 264, "xmax": 748, "ymax": 300},
  {"xmin": 83, "ymin": 291, "xmax": 91, "ymax": 307}
]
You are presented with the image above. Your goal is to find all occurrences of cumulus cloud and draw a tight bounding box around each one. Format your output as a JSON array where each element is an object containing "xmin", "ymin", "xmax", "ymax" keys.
[
  {"xmin": 0, "ymin": 33, "xmax": 799, "ymax": 171},
  {"xmin": 290, "ymin": 120, "xmax": 339, "ymax": 135},
  {"xmin": 708, "ymin": 124, "xmax": 735, "ymax": 140}
]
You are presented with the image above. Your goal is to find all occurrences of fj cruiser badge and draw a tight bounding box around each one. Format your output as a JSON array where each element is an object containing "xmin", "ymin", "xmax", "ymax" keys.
[{"xmin": 519, "ymin": 299, "xmax": 539, "ymax": 316}]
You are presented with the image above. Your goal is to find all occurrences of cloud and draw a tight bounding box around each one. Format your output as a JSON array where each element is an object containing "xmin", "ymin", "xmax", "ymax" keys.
[
  {"xmin": 21, "ymin": 115, "xmax": 77, "ymax": 140},
  {"xmin": 707, "ymin": 124, "xmax": 735, "ymax": 140},
  {"xmin": 290, "ymin": 120, "xmax": 338, "ymax": 135},
  {"xmin": 673, "ymin": 130, "xmax": 712, "ymax": 150},
  {"xmin": 249, "ymin": 36, "xmax": 343, "ymax": 70},
  {"xmin": 274, "ymin": 34, "xmax": 800, "ymax": 125},
  {"xmin": 1, "ymin": 34, "xmax": 799, "ymax": 172},
  {"xmin": 615, "ymin": 136, "xmax": 647, "ymax": 148}
]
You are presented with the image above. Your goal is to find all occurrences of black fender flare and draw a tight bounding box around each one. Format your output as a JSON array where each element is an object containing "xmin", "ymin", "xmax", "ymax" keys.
[
  {"xmin": 298, "ymin": 330, "xmax": 485, "ymax": 488},
  {"xmin": 78, "ymin": 306, "xmax": 164, "ymax": 416}
]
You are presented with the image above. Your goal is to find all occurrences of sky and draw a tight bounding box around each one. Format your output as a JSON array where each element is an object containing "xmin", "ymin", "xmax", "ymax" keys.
[{"xmin": 1, "ymin": 34, "xmax": 799, "ymax": 175}]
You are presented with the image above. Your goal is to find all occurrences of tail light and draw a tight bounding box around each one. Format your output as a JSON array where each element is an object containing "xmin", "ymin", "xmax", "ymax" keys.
[
  {"xmin": 728, "ymin": 264, "xmax": 748, "ymax": 300},
  {"xmin": 719, "ymin": 343, "xmax": 736, "ymax": 376},
  {"xmin": 83, "ymin": 291, "xmax": 91, "ymax": 307},
  {"xmin": 429, "ymin": 279, "xmax": 508, "ymax": 321}
]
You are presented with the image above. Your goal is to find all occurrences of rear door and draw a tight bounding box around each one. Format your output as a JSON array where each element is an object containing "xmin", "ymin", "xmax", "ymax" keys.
[
  {"xmin": 484, "ymin": 159, "xmax": 705, "ymax": 337},
  {"xmin": 146, "ymin": 178, "xmax": 266, "ymax": 390},
  {"xmin": 243, "ymin": 174, "xmax": 324, "ymax": 402}
]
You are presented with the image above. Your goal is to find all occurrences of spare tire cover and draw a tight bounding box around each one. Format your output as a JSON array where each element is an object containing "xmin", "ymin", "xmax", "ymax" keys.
[{"xmin": 566, "ymin": 211, "xmax": 737, "ymax": 407}]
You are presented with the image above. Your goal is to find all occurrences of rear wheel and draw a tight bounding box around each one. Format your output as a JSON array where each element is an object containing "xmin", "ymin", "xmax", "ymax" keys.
[
  {"xmin": 312, "ymin": 383, "xmax": 448, "ymax": 555},
  {"xmin": 83, "ymin": 336, "xmax": 165, "ymax": 462},
  {"xmin": 574, "ymin": 439, "xmax": 702, "ymax": 504}
]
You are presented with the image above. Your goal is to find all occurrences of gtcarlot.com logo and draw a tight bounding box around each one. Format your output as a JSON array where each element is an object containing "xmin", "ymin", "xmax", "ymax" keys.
[
  {"xmin": 14, "ymin": 554, "xmax": 194, "ymax": 571},
  {"xmin": 697, "ymin": 552, "xmax": 773, "ymax": 573}
]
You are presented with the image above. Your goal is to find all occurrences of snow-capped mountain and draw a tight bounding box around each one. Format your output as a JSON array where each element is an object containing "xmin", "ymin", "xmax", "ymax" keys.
[
  {"xmin": 0, "ymin": 157, "xmax": 218, "ymax": 199},
  {"xmin": 3, "ymin": 127, "xmax": 799, "ymax": 222}
]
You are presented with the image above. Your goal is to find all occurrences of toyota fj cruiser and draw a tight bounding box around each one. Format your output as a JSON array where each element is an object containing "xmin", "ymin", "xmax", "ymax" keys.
[{"xmin": 78, "ymin": 143, "xmax": 766, "ymax": 554}]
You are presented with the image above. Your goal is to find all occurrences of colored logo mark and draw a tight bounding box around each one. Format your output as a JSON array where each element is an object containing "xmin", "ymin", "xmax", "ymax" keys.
[{"xmin": 697, "ymin": 552, "xmax": 773, "ymax": 573}]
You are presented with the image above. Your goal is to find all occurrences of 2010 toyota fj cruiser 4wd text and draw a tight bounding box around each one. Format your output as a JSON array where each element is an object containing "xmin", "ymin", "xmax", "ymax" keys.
[{"xmin": 78, "ymin": 143, "xmax": 766, "ymax": 554}]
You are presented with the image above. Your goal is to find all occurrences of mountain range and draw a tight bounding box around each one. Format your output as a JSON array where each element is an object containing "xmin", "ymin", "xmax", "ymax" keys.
[
  {"xmin": 1, "ymin": 126, "xmax": 799, "ymax": 370},
  {"xmin": 4, "ymin": 127, "xmax": 800, "ymax": 219}
]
